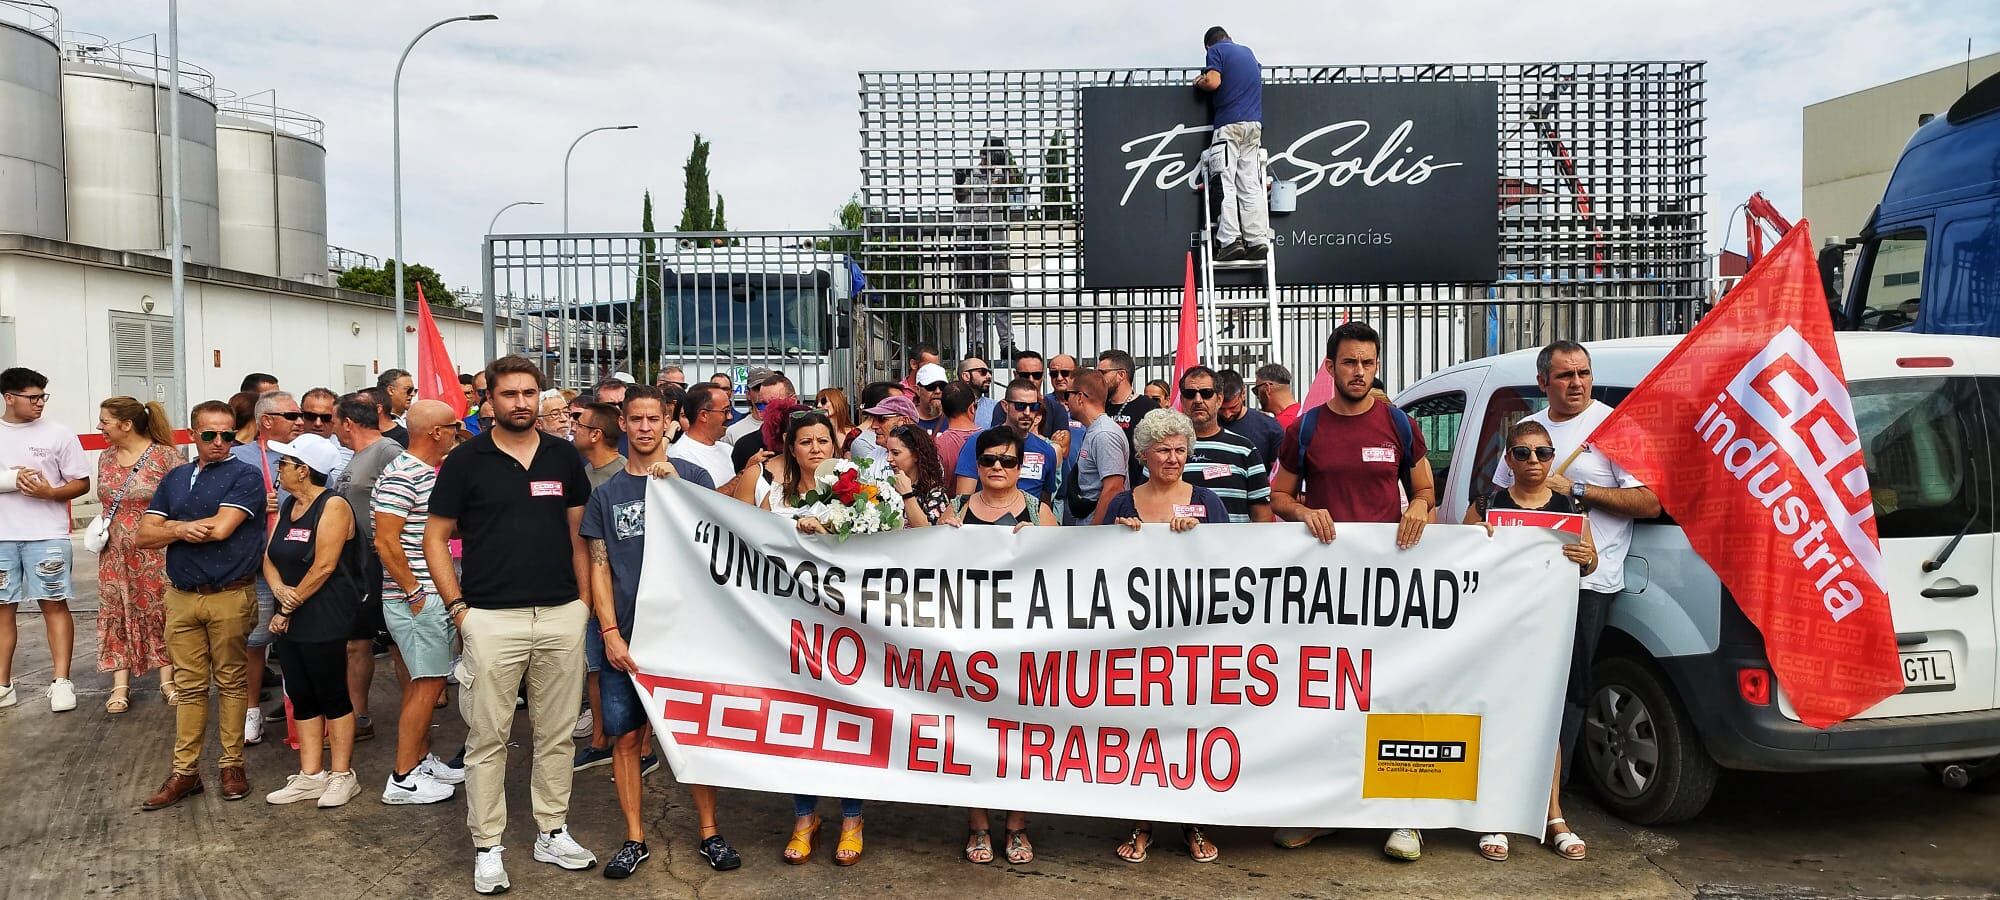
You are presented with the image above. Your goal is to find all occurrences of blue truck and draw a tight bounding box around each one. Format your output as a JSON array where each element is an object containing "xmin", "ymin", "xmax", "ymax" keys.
[{"xmin": 1835, "ymin": 70, "xmax": 2000, "ymax": 335}]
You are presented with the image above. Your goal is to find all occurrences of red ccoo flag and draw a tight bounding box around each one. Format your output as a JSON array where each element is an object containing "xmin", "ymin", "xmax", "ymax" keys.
[
  {"xmin": 1171, "ymin": 251, "xmax": 1199, "ymax": 410},
  {"xmin": 1589, "ymin": 222, "xmax": 1900, "ymax": 728},
  {"xmin": 415, "ymin": 284, "xmax": 466, "ymax": 419}
]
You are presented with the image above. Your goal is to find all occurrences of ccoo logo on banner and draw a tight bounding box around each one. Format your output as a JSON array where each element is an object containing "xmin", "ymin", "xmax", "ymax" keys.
[{"xmin": 624, "ymin": 479, "xmax": 1582, "ymax": 834}]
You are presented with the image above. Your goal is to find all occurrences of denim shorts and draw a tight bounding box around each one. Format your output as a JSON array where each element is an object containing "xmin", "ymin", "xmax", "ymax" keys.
[
  {"xmin": 596, "ymin": 662, "xmax": 649, "ymax": 738},
  {"xmin": 0, "ymin": 539, "xmax": 72, "ymax": 604},
  {"xmin": 585, "ymin": 623, "xmax": 605, "ymax": 674},
  {"xmin": 247, "ymin": 578, "xmax": 278, "ymax": 648},
  {"xmin": 383, "ymin": 593, "xmax": 455, "ymax": 679}
]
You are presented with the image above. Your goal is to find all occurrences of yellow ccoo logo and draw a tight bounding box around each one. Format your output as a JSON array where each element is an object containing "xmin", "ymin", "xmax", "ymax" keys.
[{"xmin": 1362, "ymin": 713, "xmax": 1481, "ymax": 801}]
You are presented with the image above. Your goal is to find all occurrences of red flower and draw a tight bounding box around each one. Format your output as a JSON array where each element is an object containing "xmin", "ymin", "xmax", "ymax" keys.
[{"xmin": 831, "ymin": 468, "xmax": 862, "ymax": 505}]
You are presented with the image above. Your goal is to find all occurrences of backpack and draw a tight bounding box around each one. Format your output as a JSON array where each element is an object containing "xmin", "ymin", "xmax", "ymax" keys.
[{"xmin": 1294, "ymin": 402, "xmax": 1418, "ymax": 494}]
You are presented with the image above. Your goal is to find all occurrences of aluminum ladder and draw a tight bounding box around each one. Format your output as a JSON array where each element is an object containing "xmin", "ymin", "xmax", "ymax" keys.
[{"xmin": 1193, "ymin": 150, "xmax": 1279, "ymax": 370}]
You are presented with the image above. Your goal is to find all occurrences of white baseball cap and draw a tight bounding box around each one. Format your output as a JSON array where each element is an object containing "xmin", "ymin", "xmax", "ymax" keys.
[
  {"xmin": 611, "ymin": 371, "xmax": 637, "ymax": 385},
  {"xmin": 915, "ymin": 363, "xmax": 949, "ymax": 388},
  {"xmin": 266, "ymin": 433, "xmax": 342, "ymax": 476}
]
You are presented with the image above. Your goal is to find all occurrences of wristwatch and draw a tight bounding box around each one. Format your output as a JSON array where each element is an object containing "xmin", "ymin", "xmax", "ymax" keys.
[{"xmin": 1570, "ymin": 480, "xmax": 1589, "ymax": 500}]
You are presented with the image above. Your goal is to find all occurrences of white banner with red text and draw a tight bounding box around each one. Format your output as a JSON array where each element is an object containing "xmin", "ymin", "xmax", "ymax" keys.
[{"xmin": 629, "ymin": 478, "xmax": 1580, "ymax": 835}]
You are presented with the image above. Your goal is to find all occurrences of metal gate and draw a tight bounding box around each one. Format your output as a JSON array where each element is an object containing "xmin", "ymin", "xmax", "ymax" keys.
[
  {"xmin": 857, "ymin": 62, "xmax": 1706, "ymax": 390},
  {"xmin": 483, "ymin": 230, "xmax": 860, "ymax": 394}
]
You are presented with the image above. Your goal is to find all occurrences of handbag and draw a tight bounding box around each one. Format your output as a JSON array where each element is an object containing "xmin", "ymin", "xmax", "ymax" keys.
[{"xmin": 84, "ymin": 446, "xmax": 155, "ymax": 554}]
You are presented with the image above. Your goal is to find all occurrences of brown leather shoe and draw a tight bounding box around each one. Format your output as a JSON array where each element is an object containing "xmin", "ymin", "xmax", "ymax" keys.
[
  {"xmin": 141, "ymin": 772, "xmax": 204, "ymax": 811},
  {"xmin": 220, "ymin": 765, "xmax": 250, "ymax": 801}
]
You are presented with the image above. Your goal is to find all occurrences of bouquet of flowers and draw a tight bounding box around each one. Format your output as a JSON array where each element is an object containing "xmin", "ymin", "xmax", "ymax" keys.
[{"xmin": 794, "ymin": 458, "xmax": 904, "ymax": 539}]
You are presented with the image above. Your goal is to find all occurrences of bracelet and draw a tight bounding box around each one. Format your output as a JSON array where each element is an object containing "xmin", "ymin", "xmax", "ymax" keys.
[
  {"xmin": 447, "ymin": 600, "xmax": 469, "ymax": 616},
  {"xmin": 599, "ymin": 625, "xmax": 619, "ymax": 637}
]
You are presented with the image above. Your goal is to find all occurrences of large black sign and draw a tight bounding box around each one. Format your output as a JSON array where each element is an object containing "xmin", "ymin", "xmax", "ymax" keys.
[{"xmin": 1081, "ymin": 82, "xmax": 1498, "ymax": 287}]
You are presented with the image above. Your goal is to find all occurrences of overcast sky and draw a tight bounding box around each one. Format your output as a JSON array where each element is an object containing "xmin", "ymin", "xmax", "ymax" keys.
[{"xmin": 75, "ymin": 0, "xmax": 2000, "ymax": 293}]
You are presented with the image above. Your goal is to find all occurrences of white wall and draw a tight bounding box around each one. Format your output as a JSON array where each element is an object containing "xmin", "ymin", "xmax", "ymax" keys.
[{"xmin": 0, "ymin": 249, "xmax": 501, "ymax": 435}]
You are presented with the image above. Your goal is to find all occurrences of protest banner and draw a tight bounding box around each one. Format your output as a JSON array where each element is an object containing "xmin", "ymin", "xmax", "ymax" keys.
[{"xmin": 630, "ymin": 479, "xmax": 1580, "ymax": 835}]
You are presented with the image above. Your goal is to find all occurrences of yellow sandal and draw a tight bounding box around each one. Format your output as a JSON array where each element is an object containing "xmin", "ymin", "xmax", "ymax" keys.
[
  {"xmin": 784, "ymin": 815, "xmax": 821, "ymax": 865},
  {"xmin": 835, "ymin": 818, "xmax": 864, "ymax": 866}
]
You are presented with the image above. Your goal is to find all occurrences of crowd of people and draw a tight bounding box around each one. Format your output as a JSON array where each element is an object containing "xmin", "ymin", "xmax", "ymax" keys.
[{"xmin": 0, "ymin": 319, "xmax": 1652, "ymax": 893}]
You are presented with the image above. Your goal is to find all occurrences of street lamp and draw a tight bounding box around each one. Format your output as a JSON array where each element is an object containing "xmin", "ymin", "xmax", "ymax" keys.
[
  {"xmin": 481, "ymin": 200, "xmax": 542, "ymax": 363},
  {"xmin": 558, "ymin": 124, "xmax": 638, "ymax": 387},
  {"xmin": 393, "ymin": 12, "xmax": 497, "ymax": 370}
]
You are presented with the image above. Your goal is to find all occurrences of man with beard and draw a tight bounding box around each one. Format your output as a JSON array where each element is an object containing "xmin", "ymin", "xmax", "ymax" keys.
[
  {"xmin": 425, "ymin": 356, "xmax": 598, "ymax": 893},
  {"xmin": 1268, "ymin": 321, "xmax": 1435, "ymax": 863},
  {"xmin": 1177, "ymin": 366, "xmax": 1272, "ymax": 523}
]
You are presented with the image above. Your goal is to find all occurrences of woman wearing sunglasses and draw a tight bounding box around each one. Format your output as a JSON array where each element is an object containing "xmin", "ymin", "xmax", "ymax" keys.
[
  {"xmin": 1103, "ymin": 409, "xmax": 1229, "ymax": 865},
  {"xmin": 1461, "ymin": 419, "xmax": 1597, "ymax": 862},
  {"xmin": 948, "ymin": 428, "xmax": 1057, "ymax": 531},
  {"xmin": 257, "ymin": 433, "xmax": 369, "ymax": 809},
  {"xmin": 814, "ymin": 387, "xmax": 859, "ymax": 453}
]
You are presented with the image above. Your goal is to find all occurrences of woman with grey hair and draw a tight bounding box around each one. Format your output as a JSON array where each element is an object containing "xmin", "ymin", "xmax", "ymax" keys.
[{"xmin": 1106, "ymin": 409, "xmax": 1229, "ymax": 864}]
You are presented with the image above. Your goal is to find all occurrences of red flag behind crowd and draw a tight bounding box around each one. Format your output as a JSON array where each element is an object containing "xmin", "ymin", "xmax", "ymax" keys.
[
  {"xmin": 1590, "ymin": 223, "xmax": 1901, "ymax": 728},
  {"xmin": 1172, "ymin": 251, "xmax": 1198, "ymax": 410},
  {"xmin": 415, "ymin": 284, "xmax": 466, "ymax": 419}
]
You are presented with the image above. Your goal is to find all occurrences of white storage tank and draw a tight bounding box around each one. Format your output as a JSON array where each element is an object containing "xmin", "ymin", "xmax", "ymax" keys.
[
  {"xmin": 0, "ymin": 5, "xmax": 66, "ymax": 239},
  {"xmin": 216, "ymin": 95, "xmax": 327, "ymax": 281},
  {"xmin": 60, "ymin": 35, "xmax": 221, "ymax": 265}
]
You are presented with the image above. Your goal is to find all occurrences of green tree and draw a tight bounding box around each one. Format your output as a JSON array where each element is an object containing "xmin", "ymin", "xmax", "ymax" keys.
[
  {"xmin": 337, "ymin": 259, "xmax": 457, "ymax": 307},
  {"xmin": 1041, "ymin": 130, "xmax": 1072, "ymax": 221},
  {"xmin": 678, "ymin": 134, "xmax": 713, "ymax": 232},
  {"xmin": 816, "ymin": 193, "xmax": 863, "ymax": 254},
  {"xmin": 712, "ymin": 194, "xmax": 728, "ymax": 233},
  {"xmin": 630, "ymin": 190, "xmax": 665, "ymax": 377}
]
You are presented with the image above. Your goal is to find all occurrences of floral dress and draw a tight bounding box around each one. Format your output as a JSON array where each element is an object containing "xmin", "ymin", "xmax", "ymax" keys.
[{"xmin": 95, "ymin": 444, "xmax": 177, "ymax": 674}]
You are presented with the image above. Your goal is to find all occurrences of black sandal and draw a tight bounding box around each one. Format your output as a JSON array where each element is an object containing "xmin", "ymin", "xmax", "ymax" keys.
[
  {"xmin": 698, "ymin": 834, "xmax": 742, "ymax": 871},
  {"xmin": 964, "ymin": 828, "xmax": 993, "ymax": 864}
]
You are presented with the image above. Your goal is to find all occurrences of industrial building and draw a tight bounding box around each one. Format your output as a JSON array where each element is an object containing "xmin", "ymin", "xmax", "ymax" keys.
[{"xmin": 0, "ymin": 1, "xmax": 496, "ymax": 439}]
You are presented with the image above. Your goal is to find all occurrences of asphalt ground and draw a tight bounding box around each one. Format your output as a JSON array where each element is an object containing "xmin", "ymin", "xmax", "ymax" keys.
[{"xmin": 2, "ymin": 546, "xmax": 1997, "ymax": 899}]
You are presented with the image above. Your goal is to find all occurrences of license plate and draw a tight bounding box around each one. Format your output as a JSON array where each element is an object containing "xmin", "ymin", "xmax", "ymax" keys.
[{"xmin": 1900, "ymin": 650, "xmax": 1955, "ymax": 693}]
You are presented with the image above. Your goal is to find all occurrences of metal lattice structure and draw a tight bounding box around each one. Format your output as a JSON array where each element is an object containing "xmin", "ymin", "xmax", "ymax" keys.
[{"xmin": 857, "ymin": 62, "xmax": 1706, "ymax": 389}]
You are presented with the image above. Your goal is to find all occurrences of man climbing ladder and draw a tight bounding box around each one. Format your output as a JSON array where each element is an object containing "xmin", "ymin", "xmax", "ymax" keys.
[{"xmin": 1194, "ymin": 26, "xmax": 1271, "ymax": 262}]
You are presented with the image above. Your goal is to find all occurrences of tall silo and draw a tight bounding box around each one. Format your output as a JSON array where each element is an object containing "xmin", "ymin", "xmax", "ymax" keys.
[
  {"xmin": 60, "ymin": 34, "xmax": 221, "ymax": 265},
  {"xmin": 216, "ymin": 95, "xmax": 327, "ymax": 281},
  {"xmin": 0, "ymin": 4, "xmax": 66, "ymax": 239}
]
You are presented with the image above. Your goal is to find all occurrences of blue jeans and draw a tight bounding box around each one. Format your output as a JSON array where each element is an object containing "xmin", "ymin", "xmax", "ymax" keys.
[
  {"xmin": 794, "ymin": 795, "xmax": 863, "ymax": 819},
  {"xmin": 0, "ymin": 539, "xmax": 72, "ymax": 603}
]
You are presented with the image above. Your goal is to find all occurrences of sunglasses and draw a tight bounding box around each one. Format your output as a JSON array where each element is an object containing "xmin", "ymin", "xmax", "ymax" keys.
[
  {"xmin": 300, "ymin": 412, "xmax": 334, "ymax": 424},
  {"xmin": 195, "ymin": 430, "xmax": 238, "ymax": 444},
  {"xmin": 1018, "ymin": 370, "xmax": 1044, "ymax": 381},
  {"xmin": 920, "ymin": 382, "xmax": 947, "ymax": 392},
  {"xmin": 267, "ymin": 411, "xmax": 303, "ymax": 421},
  {"xmin": 1006, "ymin": 400, "xmax": 1041, "ymax": 413},
  {"xmin": 1179, "ymin": 387, "xmax": 1217, "ymax": 400},
  {"xmin": 964, "ymin": 367, "xmax": 992, "ymax": 376},
  {"xmin": 1060, "ymin": 389, "xmax": 1086, "ymax": 399},
  {"xmin": 978, "ymin": 453, "xmax": 1022, "ymax": 469},
  {"xmin": 1049, "ymin": 369, "xmax": 1075, "ymax": 379},
  {"xmin": 1509, "ymin": 445, "xmax": 1557, "ymax": 462}
]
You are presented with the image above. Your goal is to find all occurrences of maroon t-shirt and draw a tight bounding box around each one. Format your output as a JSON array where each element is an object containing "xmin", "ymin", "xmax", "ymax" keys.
[{"xmin": 1276, "ymin": 400, "xmax": 1426, "ymax": 524}]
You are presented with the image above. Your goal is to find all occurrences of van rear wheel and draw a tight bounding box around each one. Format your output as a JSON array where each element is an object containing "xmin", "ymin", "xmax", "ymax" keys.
[{"xmin": 1582, "ymin": 655, "xmax": 1719, "ymax": 824}]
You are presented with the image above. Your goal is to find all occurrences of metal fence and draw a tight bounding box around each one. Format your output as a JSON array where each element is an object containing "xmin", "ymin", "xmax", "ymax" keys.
[
  {"xmin": 857, "ymin": 62, "xmax": 1706, "ymax": 390},
  {"xmin": 483, "ymin": 230, "xmax": 859, "ymax": 393}
]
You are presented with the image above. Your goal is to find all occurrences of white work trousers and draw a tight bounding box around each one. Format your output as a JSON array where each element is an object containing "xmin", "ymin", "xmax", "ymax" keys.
[{"xmin": 1211, "ymin": 122, "xmax": 1272, "ymax": 247}]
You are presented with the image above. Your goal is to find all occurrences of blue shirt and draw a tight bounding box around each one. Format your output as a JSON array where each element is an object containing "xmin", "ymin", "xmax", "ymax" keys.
[
  {"xmin": 984, "ymin": 393, "xmax": 1072, "ymax": 434},
  {"xmin": 145, "ymin": 457, "xmax": 269, "ymax": 591},
  {"xmin": 1225, "ymin": 408, "xmax": 1284, "ymax": 477},
  {"xmin": 1204, "ymin": 40, "xmax": 1263, "ymax": 127},
  {"xmin": 953, "ymin": 429, "xmax": 1061, "ymax": 501},
  {"xmin": 579, "ymin": 463, "xmax": 715, "ymax": 640}
]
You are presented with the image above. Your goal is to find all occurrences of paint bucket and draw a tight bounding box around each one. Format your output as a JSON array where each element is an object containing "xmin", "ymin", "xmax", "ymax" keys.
[{"xmin": 1269, "ymin": 179, "xmax": 1298, "ymax": 214}]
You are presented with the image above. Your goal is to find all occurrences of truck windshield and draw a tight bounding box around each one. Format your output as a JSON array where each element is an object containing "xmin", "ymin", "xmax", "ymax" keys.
[
  {"xmin": 659, "ymin": 280, "xmax": 824, "ymax": 356},
  {"xmin": 1851, "ymin": 230, "xmax": 1927, "ymax": 331}
]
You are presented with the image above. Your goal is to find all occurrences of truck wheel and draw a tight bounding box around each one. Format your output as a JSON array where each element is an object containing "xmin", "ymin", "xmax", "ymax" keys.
[{"xmin": 1581, "ymin": 655, "xmax": 1720, "ymax": 825}]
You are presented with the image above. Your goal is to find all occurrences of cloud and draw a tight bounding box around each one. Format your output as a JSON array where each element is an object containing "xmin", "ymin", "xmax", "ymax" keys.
[{"xmin": 72, "ymin": 0, "xmax": 2000, "ymax": 297}]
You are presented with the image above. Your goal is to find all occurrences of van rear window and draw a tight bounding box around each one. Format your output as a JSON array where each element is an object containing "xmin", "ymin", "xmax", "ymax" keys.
[{"xmin": 1851, "ymin": 377, "xmax": 1993, "ymax": 539}]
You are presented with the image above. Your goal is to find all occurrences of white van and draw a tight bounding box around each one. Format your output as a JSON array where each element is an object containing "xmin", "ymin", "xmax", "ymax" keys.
[{"xmin": 1396, "ymin": 331, "xmax": 2000, "ymax": 824}]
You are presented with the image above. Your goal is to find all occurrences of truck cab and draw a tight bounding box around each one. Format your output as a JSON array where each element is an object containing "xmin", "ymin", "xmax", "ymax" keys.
[
  {"xmin": 1839, "ymin": 71, "xmax": 2000, "ymax": 336},
  {"xmin": 1398, "ymin": 332, "xmax": 2000, "ymax": 823}
]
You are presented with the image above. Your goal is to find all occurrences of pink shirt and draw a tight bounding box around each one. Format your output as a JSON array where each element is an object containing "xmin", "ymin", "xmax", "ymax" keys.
[{"xmin": 0, "ymin": 416, "xmax": 90, "ymax": 541}]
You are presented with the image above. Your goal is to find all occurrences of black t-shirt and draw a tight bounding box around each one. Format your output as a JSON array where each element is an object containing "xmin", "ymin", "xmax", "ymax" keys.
[
  {"xmin": 1105, "ymin": 393, "xmax": 1160, "ymax": 485},
  {"xmin": 265, "ymin": 490, "xmax": 365, "ymax": 642},
  {"xmin": 430, "ymin": 429, "xmax": 591, "ymax": 609},
  {"xmin": 1476, "ymin": 488, "xmax": 1581, "ymax": 517},
  {"xmin": 731, "ymin": 429, "xmax": 767, "ymax": 473}
]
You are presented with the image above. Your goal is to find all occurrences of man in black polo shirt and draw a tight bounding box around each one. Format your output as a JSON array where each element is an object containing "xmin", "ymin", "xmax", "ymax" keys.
[
  {"xmin": 136, "ymin": 400, "xmax": 268, "ymax": 810},
  {"xmin": 424, "ymin": 356, "xmax": 598, "ymax": 894}
]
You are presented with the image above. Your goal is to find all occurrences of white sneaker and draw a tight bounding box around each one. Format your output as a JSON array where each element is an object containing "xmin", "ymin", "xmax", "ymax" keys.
[
  {"xmin": 382, "ymin": 770, "xmax": 455, "ymax": 805},
  {"xmin": 473, "ymin": 845, "xmax": 510, "ymax": 895},
  {"xmin": 571, "ymin": 709, "xmax": 594, "ymax": 739},
  {"xmin": 244, "ymin": 708, "xmax": 265, "ymax": 746},
  {"xmin": 533, "ymin": 826, "xmax": 598, "ymax": 870},
  {"xmin": 317, "ymin": 770, "xmax": 360, "ymax": 808},
  {"xmin": 265, "ymin": 771, "xmax": 329, "ymax": 805},
  {"xmin": 0, "ymin": 683, "xmax": 16, "ymax": 709},
  {"xmin": 1384, "ymin": 828, "xmax": 1424, "ymax": 861},
  {"xmin": 418, "ymin": 753, "xmax": 466, "ymax": 785},
  {"xmin": 48, "ymin": 678, "xmax": 76, "ymax": 712}
]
